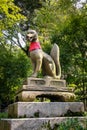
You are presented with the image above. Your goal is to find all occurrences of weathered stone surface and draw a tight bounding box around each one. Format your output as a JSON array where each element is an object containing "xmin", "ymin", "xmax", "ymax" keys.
[
  {"xmin": 0, "ymin": 117, "xmax": 86, "ymax": 130},
  {"xmin": 16, "ymin": 78, "xmax": 75, "ymax": 102},
  {"xmin": 8, "ymin": 102, "xmax": 84, "ymax": 118},
  {"xmin": 17, "ymin": 85, "xmax": 74, "ymax": 92},
  {"xmin": 16, "ymin": 90, "xmax": 75, "ymax": 102},
  {"xmin": 24, "ymin": 78, "xmax": 66, "ymax": 87}
]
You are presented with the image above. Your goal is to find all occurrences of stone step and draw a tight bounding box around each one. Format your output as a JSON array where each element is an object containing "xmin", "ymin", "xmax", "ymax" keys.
[
  {"xmin": 0, "ymin": 117, "xmax": 86, "ymax": 130},
  {"xmin": 24, "ymin": 77, "xmax": 66, "ymax": 87},
  {"xmin": 8, "ymin": 102, "xmax": 84, "ymax": 118},
  {"xmin": 17, "ymin": 85, "xmax": 74, "ymax": 94}
]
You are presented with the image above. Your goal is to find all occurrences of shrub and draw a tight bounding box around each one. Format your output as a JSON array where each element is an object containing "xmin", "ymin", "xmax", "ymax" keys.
[{"xmin": 42, "ymin": 118, "xmax": 87, "ymax": 130}]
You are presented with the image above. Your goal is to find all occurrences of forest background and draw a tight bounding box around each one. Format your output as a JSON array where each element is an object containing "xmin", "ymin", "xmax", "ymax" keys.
[{"xmin": 0, "ymin": 0, "xmax": 87, "ymax": 111}]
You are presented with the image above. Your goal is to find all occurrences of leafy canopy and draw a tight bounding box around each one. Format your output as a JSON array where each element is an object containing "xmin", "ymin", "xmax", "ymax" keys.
[{"xmin": 0, "ymin": 0, "xmax": 26, "ymax": 36}]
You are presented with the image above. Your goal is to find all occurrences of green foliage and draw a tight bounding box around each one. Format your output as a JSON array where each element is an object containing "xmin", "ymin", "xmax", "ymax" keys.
[
  {"xmin": 0, "ymin": 0, "xmax": 26, "ymax": 36},
  {"xmin": 15, "ymin": 0, "xmax": 43, "ymax": 13},
  {"xmin": 58, "ymin": 118, "xmax": 86, "ymax": 130},
  {"xmin": 0, "ymin": 112, "xmax": 8, "ymax": 119},
  {"xmin": 42, "ymin": 118, "xmax": 87, "ymax": 130},
  {"xmin": 0, "ymin": 44, "xmax": 32, "ymax": 109}
]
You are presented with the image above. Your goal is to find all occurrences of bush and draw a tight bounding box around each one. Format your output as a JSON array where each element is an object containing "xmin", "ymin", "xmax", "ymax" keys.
[
  {"xmin": 0, "ymin": 112, "xmax": 8, "ymax": 119},
  {"xmin": 58, "ymin": 118, "xmax": 86, "ymax": 130},
  {"xmin": 42, "ymin": 118, "xmax": 87, "ymax": 130}
]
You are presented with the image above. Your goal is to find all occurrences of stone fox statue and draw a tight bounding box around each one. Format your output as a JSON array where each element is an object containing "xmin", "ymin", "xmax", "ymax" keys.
[{"xmin": 26, "ymin": 30, "xmax": 61, "ymax": 79}]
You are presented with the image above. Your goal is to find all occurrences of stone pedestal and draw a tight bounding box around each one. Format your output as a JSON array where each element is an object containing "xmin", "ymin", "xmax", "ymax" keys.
[
  {"xmin": 16, "ymin": 78, "xmax": 75, "ymax": 102},
  {"xmin": 0, "ymin": 78, "xmax": 86, "ymax": 130},
  {"xmin": 8, "ymin": 102, "xmax": 84, "ymax": 118},
  {"xmin": 24, "ymin": 78, "xmax": 66, "ymax": 87}
]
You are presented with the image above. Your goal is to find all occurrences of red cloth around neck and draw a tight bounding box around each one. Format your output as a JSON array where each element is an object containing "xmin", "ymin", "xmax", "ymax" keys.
[{"xmin": 29, "ymin": 42, "xmax": 41, "ymax": 51}]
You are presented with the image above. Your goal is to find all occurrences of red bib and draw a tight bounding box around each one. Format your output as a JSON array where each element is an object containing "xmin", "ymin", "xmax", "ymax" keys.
[{"xmin": 29, "ymin": 42, "xmax": 41, "ymax": 51}]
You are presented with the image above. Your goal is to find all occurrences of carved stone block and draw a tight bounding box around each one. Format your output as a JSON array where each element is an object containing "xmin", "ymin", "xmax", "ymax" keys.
[
  {"xmin": 16, "ymin": 91, "xmax": 75, "ymax": 102},
  {"xmin": 25, "ymin": 78, "xmax": 66, "ymax": 88},
  {"xmin": 8, "ymin": 102, "xmax": 84, "ymax": 118}
]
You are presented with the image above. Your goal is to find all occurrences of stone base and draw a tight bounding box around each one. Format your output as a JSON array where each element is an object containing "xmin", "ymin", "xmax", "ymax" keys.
[
  {"xmin": 0, "ymin": 117, "xmax": 86, "ymax": 130},
  {"xmin": 16, "ymin": 78, "xmax": 75, "ymax": 102},
  {"xmin": 16, "ymin": 91, "xmax": 75, "ymax": 102},
  {"xmin": 24, "ymin": 77, "xmax": 66, "ymax": 87},
  {"xmin": 8, "ymin": 102, "xmax": 84, "ymax": 118}
]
